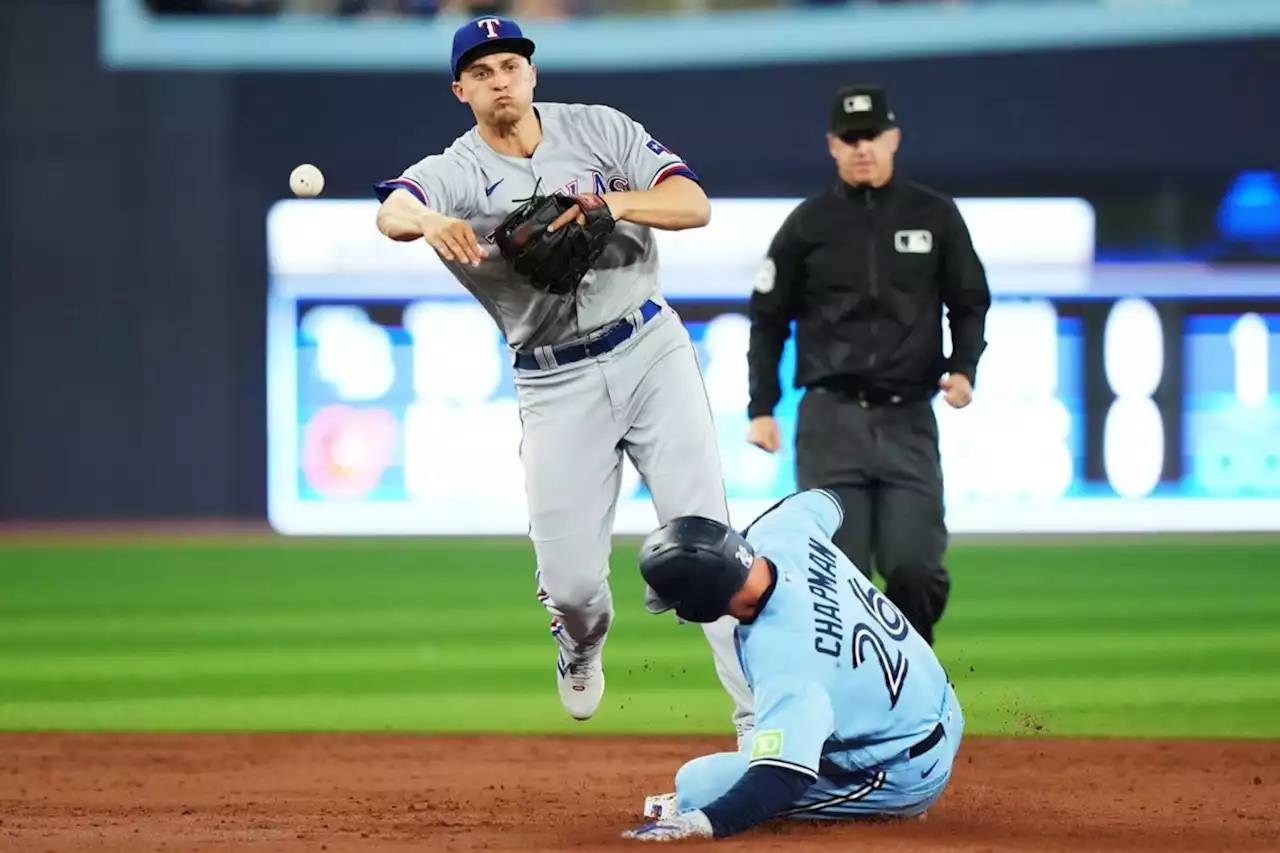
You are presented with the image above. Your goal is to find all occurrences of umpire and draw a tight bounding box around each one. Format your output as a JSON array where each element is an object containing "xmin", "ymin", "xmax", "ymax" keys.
[{"xmin": 745, "ymin": 84, "xmax": 991, "ymax": 646}]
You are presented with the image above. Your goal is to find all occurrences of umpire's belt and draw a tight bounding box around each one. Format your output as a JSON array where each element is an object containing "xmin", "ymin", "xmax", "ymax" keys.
[
  {"xmin": 811, "ymin": 380, "xmax": 916, "ymax": 408},
  {"xmin": 513, "ymin": 299, "xmax": 662, "ymax": 371}
]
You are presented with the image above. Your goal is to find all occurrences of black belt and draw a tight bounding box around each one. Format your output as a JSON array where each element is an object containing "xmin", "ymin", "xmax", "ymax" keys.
[
  {"xmin": 818, "ymin": 717, "xmax": 946, "ymax": 765},
  {"xmin": 810, "ymin": 380, "xmax": 924, "ymax": 407},
  {"xmin": 907, "ymin": 722, "xmax": 945, "ymax": 759}
]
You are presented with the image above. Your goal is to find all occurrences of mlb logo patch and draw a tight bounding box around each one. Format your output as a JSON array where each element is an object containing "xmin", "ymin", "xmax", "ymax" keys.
[
  {"xmin": 754, "ymin": 258, "xmax": 776, "ymax": 294},
  {"xmin": 895, "ymin": 230, "xmax": 933, "ymax": 253},
  {"xmin": 845, "ymin": 94, "xmax": 873, "ymax": 113}
]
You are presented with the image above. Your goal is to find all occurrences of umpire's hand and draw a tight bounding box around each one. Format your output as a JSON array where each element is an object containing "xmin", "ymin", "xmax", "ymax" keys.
[
  {"xmin": 747, "ymin": 416, "xmax": 781, "ymax": 453},
  {"xmin": 940, "ymin": 373, "xmax": 974, "ymax": 408}
]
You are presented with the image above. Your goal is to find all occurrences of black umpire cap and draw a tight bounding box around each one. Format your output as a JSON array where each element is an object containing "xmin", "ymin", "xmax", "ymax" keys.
[{"xmin": 830, "ymin": 84, "xmax": 897, "ymax": 137}]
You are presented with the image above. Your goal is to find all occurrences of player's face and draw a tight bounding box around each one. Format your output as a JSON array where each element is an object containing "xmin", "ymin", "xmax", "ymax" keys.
[
  {"xmin": 452, "ymin": 53, "xmax": 537, "ymax": 127},
  {"xmin": 828, "ymin": 127, "xmax": 900, "ymax": 188}
]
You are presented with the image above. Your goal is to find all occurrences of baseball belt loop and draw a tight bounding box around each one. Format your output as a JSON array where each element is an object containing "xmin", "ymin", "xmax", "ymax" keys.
[
  {"xmin": 625, "ymin": 303, "xmax": 646, "ymax": 336},
  {"xmin": 534, "ymin": 346, "xmax": 556, "ymax": 370}
]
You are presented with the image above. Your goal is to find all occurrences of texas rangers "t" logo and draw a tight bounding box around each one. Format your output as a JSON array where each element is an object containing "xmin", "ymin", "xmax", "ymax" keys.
[{"xmin": 477, "ymin": 18, "xmax": 502, "ymax": 38}]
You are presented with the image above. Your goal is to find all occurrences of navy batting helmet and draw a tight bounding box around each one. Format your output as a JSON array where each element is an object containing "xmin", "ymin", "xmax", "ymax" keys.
[{"xmin": 638, "ymin": 516, "xmax": 756, "ymax": 624}]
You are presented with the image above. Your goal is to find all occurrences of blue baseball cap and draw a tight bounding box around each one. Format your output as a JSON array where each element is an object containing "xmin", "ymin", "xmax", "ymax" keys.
[{"xmin": 451, "ymin": 16, "xmax": 536, "ymax": 81}]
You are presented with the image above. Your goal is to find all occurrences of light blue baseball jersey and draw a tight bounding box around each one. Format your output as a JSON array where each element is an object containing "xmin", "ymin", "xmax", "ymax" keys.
[
  {"xmin": 374, "ymin": 102, "xmax": 696, "ymax": 351},
  {"xmin": 735, "ymin": 489, "xmax": 953, "ymax": 780}
]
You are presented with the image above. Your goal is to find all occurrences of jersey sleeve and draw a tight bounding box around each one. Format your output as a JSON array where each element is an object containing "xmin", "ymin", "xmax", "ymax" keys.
[
  {"xmin": 587, "ymin": 105, "xmax": 699, "ymax": 191},
  {"xmin": 372, "ymin": 153, "xmax": 472, "ymax": 218},
  {"xmin": 939, "ymin": 199, "xmax": 992, "ymax": 385},
  {"xmin": 784, "ymin": 489, "xmax": 844, "ymax": 540},
  {"xmin": 741, "ymin": 488, "xmax": 844, "ymax": 543},
  {"xmin": 747, "ymin": 205, "xmax": 807, "ymax": 418},
  {"xmin": 746, "ymin": 676, "xmax": 835, "ymax": 780}
]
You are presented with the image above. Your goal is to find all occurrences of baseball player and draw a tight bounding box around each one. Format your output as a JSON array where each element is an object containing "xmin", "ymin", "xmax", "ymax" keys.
[
  {"xmin": 371, "ymin": 16, "xmax": 753, "ymax": 738},
  {"xmin": 623, "ymin": 489, "xmax": 964, "ymax": 841}
]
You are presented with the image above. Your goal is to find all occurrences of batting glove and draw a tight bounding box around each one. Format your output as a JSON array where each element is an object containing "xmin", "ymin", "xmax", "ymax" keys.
[{"xmin": 622, "ymin": 809, "xmax": 714, "ymax": 842}]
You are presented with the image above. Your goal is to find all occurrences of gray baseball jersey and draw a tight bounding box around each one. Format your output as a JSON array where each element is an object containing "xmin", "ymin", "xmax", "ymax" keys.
[
  {"xmin": 374, "ymin": 101, "xmax": 696, "ymax": 350},
  {"xmin": 373, "ymin": 101, "xmax": 755, "ymax": 740}
]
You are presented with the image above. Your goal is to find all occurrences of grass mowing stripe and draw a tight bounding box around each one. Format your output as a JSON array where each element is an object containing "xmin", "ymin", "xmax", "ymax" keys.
[
  {"xmin": 5, "ymin": 601, "xmax": 1269, "ymax": 641},
  {"xmin": 940, "ymin": 656, "xmax": 1277, "ymax": 679},
  {"xmin": 0, "ymin": 688, "xmax": 737, "ymax": 734},
  {"xmin": 0, "ymin": 640, "xmax": 711, "ymax": 680},
  {"xmin": 2, "ymin": 539, "xmax": 1277, "ymax": 738},
  {"xmin": 0, "ymin": 611, "xmax": 546, "ymax": 642},
  {"xmin": 941, "ymin": 625, "xmax": 1279, "ymax": 652},
  {"xmin": 4, "ymin": 631, "xmax": 1271, "ymax": 683},
  {"xmin": 1, "ymin": 685, "xmax": 1275, "ymax": 738}
]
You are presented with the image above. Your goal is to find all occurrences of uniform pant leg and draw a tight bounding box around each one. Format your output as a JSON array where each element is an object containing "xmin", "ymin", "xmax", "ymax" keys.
[
  {"xmin": 783, "ymin": 683, "xmax": 966, "ymax": 821},
  {"xmin": 794, "ymin": 388, "xmax": 876, "ymax": 578},
  {"xmin": 872, "ymin": 402, "xmax": 951, "ymax": 646},
  {"xmin": 613, "ymin": 312, "xmax": 754, "ymax": 735},
  {"xmin": 674, "ymin": 749, "xmax": 749, "ymax": 813},
  {"xmin": 782, "ymin": 751, "xmax": 954, "ymax": 822},
  {"xmin": 675, "ymin": 691, "xmax": 966, "ymax": 822},
  {"xmin": 516, "ymin": 363, "xmax": 623, "ymax": 657}
]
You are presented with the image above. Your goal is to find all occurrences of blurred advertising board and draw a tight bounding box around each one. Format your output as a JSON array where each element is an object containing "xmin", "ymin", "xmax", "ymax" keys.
[{"xmin": 267, "ymin": 197, "xmax": 1280, "ymax": 534}]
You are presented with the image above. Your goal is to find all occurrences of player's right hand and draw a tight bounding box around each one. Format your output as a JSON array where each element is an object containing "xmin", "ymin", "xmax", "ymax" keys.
[
  {"xmin": 747, "ymin": 416, "xmax": 781, "ymax": 454},
  {"xmin": 421, "ymin": 213, "xmax": 487, "ymax": 267}
]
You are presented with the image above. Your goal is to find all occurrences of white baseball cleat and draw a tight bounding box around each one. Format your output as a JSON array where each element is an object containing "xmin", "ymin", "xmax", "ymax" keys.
[{"xmin": 556, "ymin": 647, "xmax": 605, "ymax": 721}]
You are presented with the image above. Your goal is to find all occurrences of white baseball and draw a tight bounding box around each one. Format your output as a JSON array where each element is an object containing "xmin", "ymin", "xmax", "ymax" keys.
[{"xmin": 290, "ymin": 163, "xmax": 325, "ymax": 198}]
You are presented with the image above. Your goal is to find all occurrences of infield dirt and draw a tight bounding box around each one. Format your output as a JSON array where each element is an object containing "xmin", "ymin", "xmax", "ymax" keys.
[{"xmin": 0, "ymin": 733, "xmax": 1276, "ymax": 852}]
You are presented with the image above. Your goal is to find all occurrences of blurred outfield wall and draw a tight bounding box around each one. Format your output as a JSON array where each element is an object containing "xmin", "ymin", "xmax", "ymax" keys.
[{"xmin": 1, "ymin": 0, "xmax": 1278, "ymax": 523}]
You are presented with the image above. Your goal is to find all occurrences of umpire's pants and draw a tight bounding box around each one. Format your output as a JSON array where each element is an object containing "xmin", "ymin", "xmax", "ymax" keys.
[{"xmin": 795, "ymin": 387, "xmax": 951, "ymax": 645}]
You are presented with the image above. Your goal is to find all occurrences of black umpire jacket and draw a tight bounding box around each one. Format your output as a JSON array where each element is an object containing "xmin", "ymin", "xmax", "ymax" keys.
[{"xmin": 747, "ymin": 176, "xmax": 992, "ymax": 418}]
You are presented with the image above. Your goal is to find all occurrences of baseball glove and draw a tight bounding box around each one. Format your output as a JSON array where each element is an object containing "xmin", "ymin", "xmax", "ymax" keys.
[{"xmin": 491, "ymin": 185, "xmax": 616, "ymax": 296}]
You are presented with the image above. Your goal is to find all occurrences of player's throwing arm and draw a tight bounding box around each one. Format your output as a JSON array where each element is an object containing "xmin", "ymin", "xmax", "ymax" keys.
[{"xmin": 376, "ymin": 189, "xmax": 487, "ymax": 266}]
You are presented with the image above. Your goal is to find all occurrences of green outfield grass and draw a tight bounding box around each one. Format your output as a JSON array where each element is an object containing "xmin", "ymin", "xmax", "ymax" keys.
[{"xmin": 1, "ymin": 535, "xmax": 1278, "ymax": 738}]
